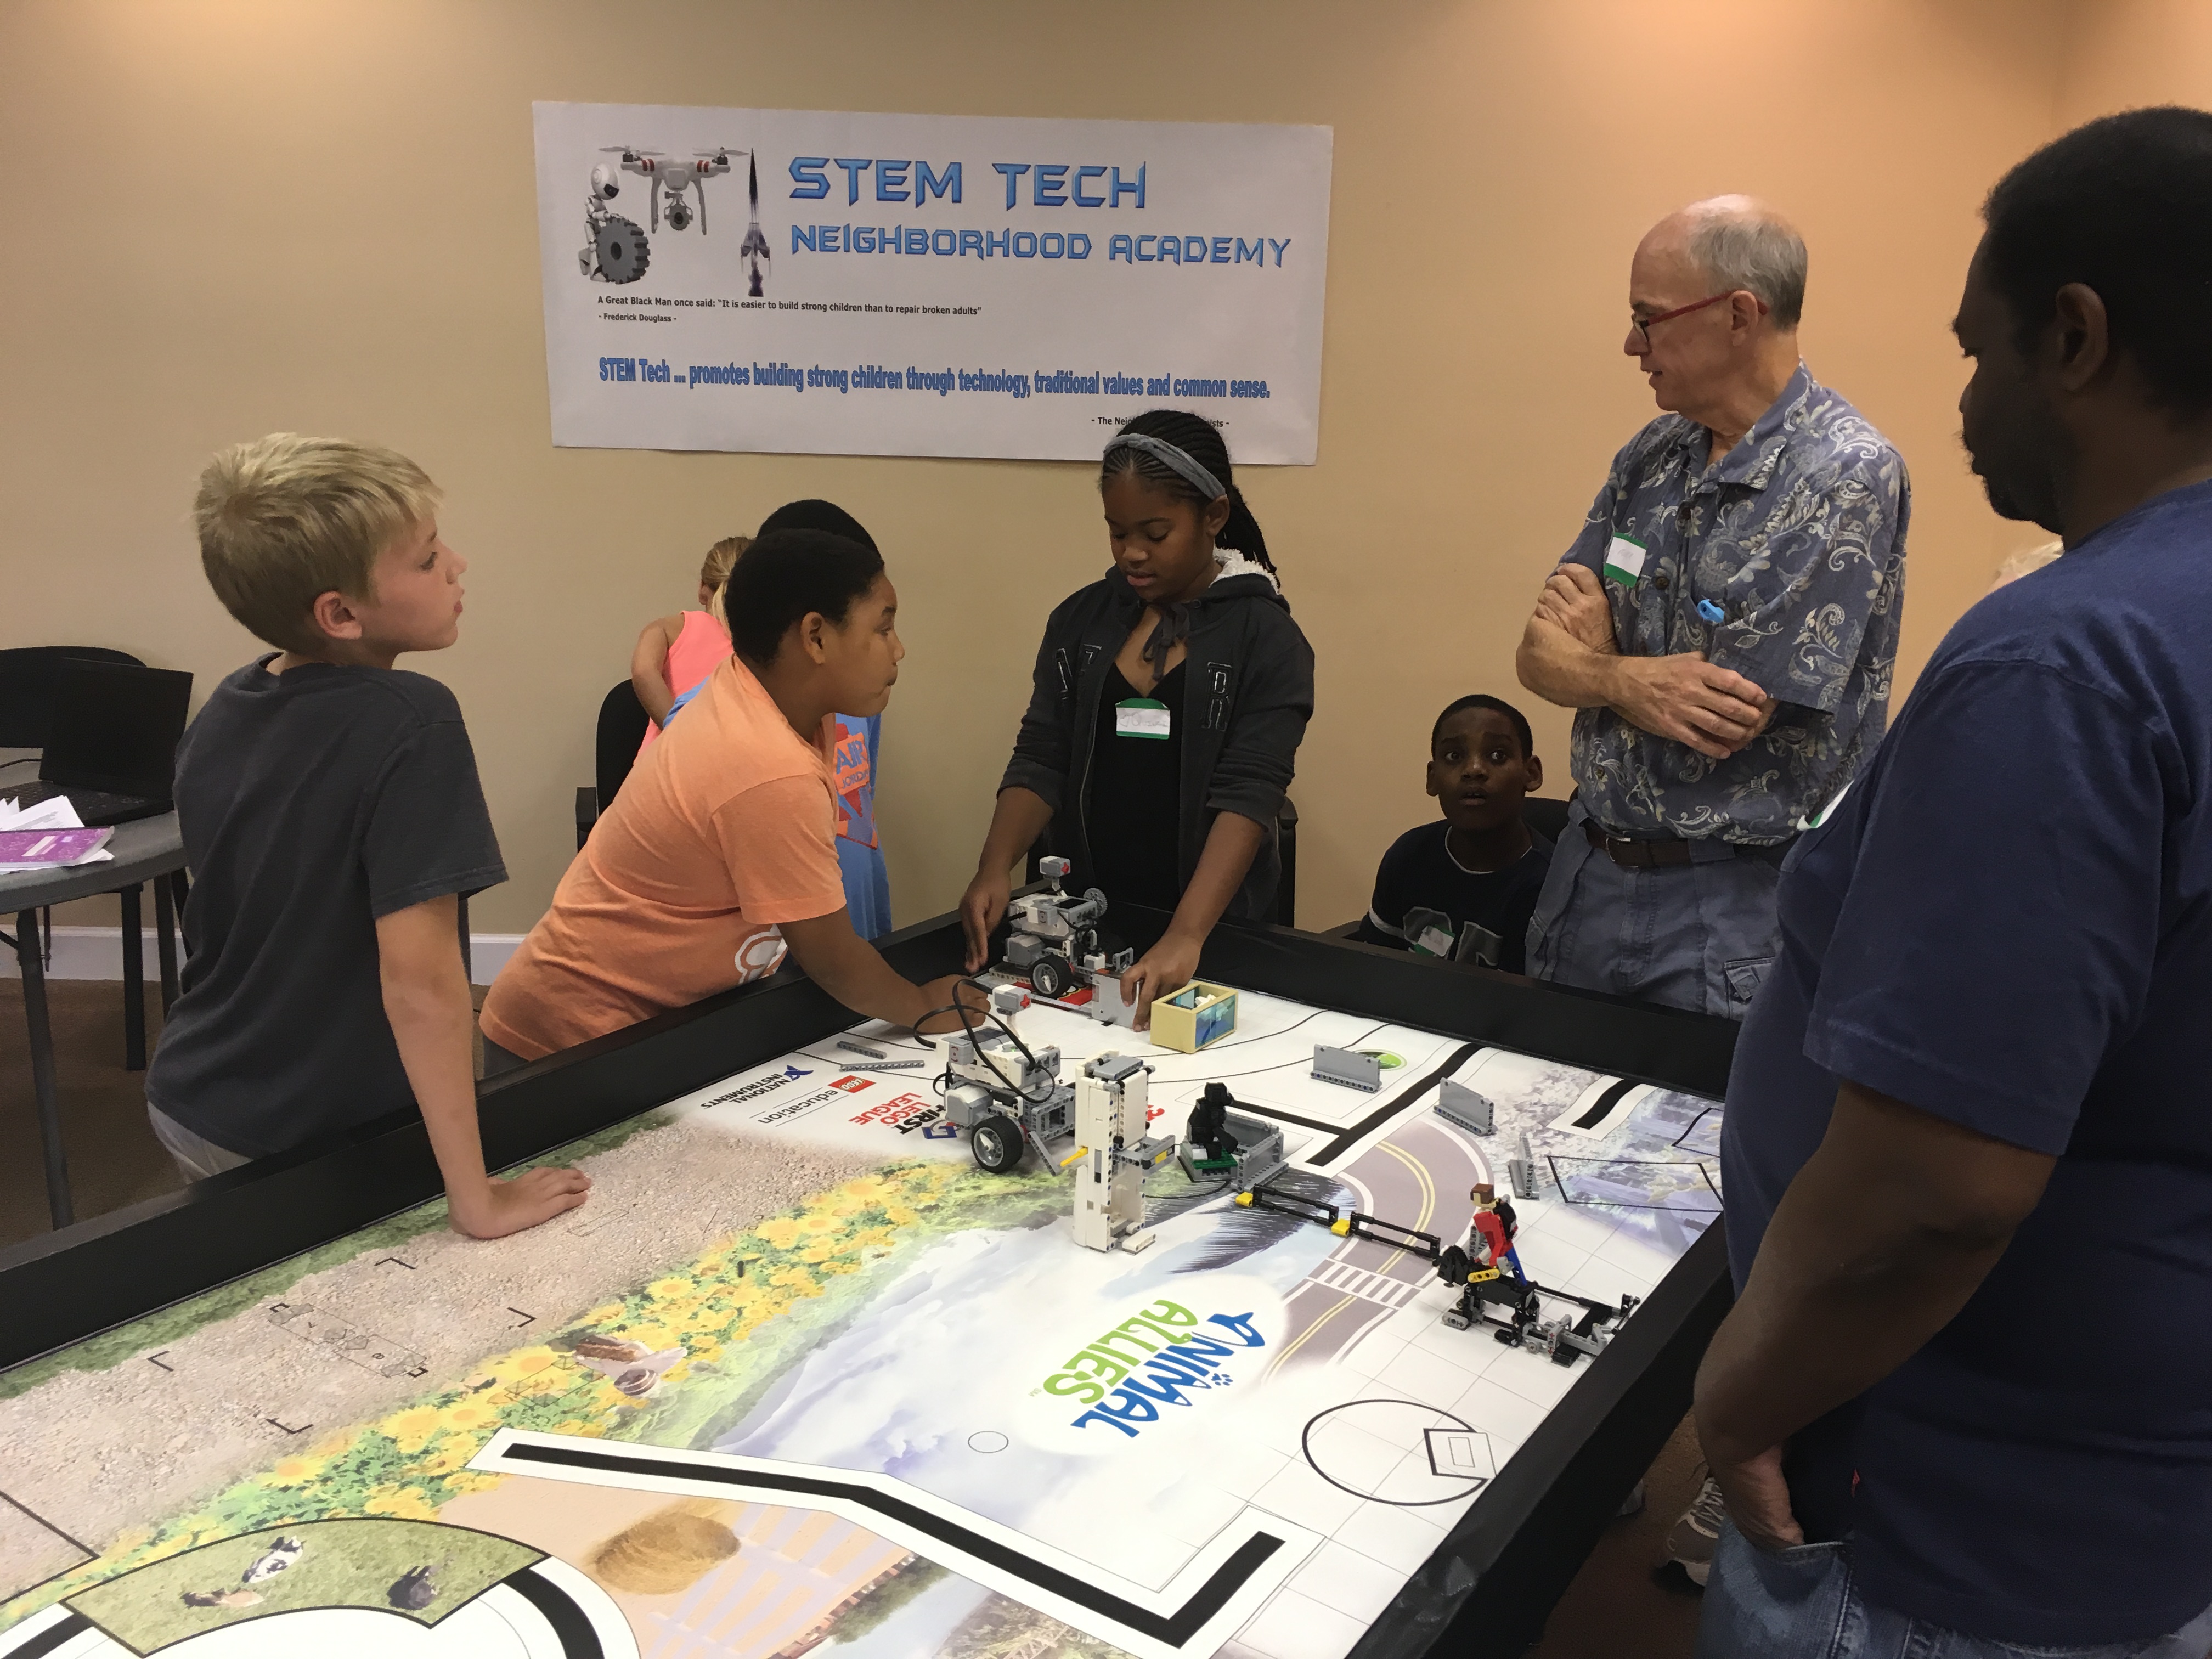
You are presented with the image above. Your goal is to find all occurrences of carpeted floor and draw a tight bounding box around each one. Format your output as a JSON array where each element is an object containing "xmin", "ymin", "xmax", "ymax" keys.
[
  {"xmin": 1526, "ymin": 1415, "xmax": 1707, "ymax": 1655},
  {"xmin": 0, "ymin": 976, "xmax": 1706, "ymax": 1652},
  {"xmin": 1, "ymin": 978, "xmax": 185, "ymax": 1248}
]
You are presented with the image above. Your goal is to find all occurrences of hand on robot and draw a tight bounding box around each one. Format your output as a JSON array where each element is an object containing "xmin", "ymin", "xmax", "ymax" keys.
[
  {"xmin": 1120, "ymin": 929, "xmax": 1203, "ymax": 1031},
  {"xmin": 957, "ymin": 867, "xmax": 1011, "ymax": 973}
]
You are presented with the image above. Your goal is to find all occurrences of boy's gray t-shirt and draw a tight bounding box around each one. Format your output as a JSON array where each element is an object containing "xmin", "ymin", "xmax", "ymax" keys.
[{"xmin": 147, "ymin": 657, "xmax": 504, "ymax": 1159}]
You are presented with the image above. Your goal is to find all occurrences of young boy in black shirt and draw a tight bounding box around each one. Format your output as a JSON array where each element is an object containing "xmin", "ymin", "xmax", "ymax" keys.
[
  {"xmin": 146, "ymin": 433, "xmax": 588, "ymax": 1238},
  {"xmin": 1356, "ymin": 695, "xmax": 1552, "ymax": 973}
]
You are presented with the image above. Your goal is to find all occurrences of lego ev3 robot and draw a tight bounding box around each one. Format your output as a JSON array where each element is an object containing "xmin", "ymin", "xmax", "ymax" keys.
[
  {"xmin": 997, "ymin": 856, "xmax": 1136, "ymax": 1014},
  {"xmin": 936, "ymin": 996, "xmax": 1073, "ymax": 1174}
]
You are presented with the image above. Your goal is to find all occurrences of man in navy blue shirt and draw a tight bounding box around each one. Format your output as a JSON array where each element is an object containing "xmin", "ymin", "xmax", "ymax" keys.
[{"xmin": 1695, "ymin": 108, "xmax": 2212, "ymax": 1655}]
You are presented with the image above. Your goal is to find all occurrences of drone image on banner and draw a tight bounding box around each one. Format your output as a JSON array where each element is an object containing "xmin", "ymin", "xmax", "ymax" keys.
[{"xmin": 579, "ymin": 144, "xmax": 769, "ymax": 293}]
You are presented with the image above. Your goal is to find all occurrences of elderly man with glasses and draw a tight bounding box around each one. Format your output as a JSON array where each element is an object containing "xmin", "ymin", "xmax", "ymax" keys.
[{"xmin": 1516, "ymin": 195, "xmax": 1909, "ymax": 1034}]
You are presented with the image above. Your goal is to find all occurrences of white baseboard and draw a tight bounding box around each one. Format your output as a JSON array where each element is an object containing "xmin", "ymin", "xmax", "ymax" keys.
[
  {"xmin": 3, "ymin": 926, "xmax": 527, "ymax": 987},
  {"xmin": 469, "ymin": 933, "xmax": 524, "ymax": 984}
]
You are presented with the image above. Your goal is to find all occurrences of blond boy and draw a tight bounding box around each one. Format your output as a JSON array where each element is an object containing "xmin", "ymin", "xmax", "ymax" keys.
[{"xmin": 147, "ymin": 434, "xmax": 588, "ymax": 1238}]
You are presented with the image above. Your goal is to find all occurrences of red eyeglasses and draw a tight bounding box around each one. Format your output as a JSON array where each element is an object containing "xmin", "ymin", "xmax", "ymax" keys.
[{"xmin": 1628, "ymin": 291, "xmax": 1766, "ymax": 352}]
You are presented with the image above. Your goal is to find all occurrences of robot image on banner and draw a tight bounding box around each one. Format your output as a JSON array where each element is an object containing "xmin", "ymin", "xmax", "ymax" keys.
[
  {"xmin": 738, "ymin": 151, "xmax": 772, "ymax": 296},
  {"xmin": 579, "ymin": 144, "xmax": 749, "ymax": 286}
]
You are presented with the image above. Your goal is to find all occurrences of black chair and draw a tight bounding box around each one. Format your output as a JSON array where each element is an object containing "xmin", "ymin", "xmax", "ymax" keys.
[
  {"xmin": 0, "ymin": 645, "xmax": 144, "ymax": 750},
  {"xmin": 1522, "ymin": 794, "xmax": 1573, "ymax": 844},
  {"xmin": 0, "ymin": 648, "xmax": 144, "ymax": 963},
  {"xmin": 0, "ymin": 645, "xmax": 188, "ymax": 1071},
  {"xmin": 575, "ymin": 680, "xmax": 652, "ymax": 849}
]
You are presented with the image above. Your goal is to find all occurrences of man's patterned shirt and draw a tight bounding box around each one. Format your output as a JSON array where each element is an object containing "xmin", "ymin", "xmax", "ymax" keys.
[{"xmin": 1560, "ymin": 363, "xmax": 1909, "ymax": 844}]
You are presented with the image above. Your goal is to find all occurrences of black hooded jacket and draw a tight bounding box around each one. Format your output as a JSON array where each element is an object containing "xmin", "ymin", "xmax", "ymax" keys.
[{"xmin": 998, "ymin": 562, "xmax": 1315, "ymax": 922}]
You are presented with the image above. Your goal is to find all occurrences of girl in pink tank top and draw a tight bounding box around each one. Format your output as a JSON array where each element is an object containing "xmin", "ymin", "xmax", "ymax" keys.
[{"xmin": 632, "ymin": 536, "xmax": 744, "ymax": 754}]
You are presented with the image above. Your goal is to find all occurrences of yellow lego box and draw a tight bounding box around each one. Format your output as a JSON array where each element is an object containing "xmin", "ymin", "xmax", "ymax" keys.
[{"xmin": 1149, "ymin": 981, "xmax": 1238, "ymax": 1053}]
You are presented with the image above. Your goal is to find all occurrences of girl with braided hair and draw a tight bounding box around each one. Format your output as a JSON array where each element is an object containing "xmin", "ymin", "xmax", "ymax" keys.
[{"xmin": 960, "ymin": 410, "xmax": 1314, "ymax": 1026}]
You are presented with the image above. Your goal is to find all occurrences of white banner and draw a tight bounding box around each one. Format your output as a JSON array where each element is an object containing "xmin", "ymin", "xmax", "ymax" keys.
[{"xmin": 532, "ymin": 103, "xmax": 1333, "ymax": 463}]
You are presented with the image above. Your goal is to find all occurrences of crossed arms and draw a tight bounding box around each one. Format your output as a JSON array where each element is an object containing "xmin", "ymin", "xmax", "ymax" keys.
[{"xmin": 1516, "ymin": 564, "xmax": 1775, "ymax": 760}]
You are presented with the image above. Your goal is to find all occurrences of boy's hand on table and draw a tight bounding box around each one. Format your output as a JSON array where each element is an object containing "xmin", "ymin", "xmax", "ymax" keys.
[
  {"xmin": 448, "ymin": 1164, "xmax": 592, "ymax": 1240},
  {"xmin": 1121, "ymin": 932, "xmax": 1201, "ymax": 1030},
  {"xmin": 958, "ymin": 869, "xmax": 1011, "ymax": 972}
]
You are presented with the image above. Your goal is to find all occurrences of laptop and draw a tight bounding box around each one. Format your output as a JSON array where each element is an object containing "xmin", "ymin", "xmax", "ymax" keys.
[{"xmin": 4, "ymin": 659, "xmax": 193, "ymax": 826}]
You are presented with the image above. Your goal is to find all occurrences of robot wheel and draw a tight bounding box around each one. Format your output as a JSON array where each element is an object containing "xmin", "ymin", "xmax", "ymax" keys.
[
  {"xmin": 969, "ymin": 1114, "xmax": 1025, "ymax": 1174},
  {"xmin": 1029, "ymin": 955, "xmax": 1074, "ymax": 1001}
]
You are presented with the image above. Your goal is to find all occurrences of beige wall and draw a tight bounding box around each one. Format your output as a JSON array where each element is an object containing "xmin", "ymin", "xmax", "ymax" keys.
[
  {"xmin": 0, "ymin": 0, "xmax": 2118, "ymax": 938},
  {"xmin": 2061, "ymin": 0, "xmax": 2212, "ymax": 120}
]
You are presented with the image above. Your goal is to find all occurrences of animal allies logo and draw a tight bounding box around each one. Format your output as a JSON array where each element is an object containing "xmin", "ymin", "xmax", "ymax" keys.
[{"xmin": 1037, "ymin": 1299, "xmax": 1269, "ymax": 1440}]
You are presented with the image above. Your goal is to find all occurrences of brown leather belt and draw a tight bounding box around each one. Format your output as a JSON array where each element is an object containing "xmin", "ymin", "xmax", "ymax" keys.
[
  {"xmin": 1582, "ymin": 820, "xmax": 1794, "ymax": 869},
  {"xmin": 1584, "ymin": 821, "xmax": 1696, "ymax": 868}
]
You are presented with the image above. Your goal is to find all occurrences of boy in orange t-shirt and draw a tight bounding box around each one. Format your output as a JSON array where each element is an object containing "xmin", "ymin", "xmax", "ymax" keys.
[{"xmin": 482, "ymin": 528, "xmax": 973, "ymax": 1064}]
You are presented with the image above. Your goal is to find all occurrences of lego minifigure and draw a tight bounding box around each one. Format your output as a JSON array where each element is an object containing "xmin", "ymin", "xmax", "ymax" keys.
[
  {"xmin": 1468, "ymin": 1182, "xmax": 1525, "ymax": 1280},
  {"xmin": 1184, "ymin": 1082, "xmax": 1239, "ymax": 1165}
]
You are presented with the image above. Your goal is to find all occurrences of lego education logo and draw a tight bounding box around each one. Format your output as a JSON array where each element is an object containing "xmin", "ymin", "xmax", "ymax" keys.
[
  {"xmin": 1024, "ymin": 1289, "xmax": 1286, "ymax": 1448},
  {"xmin": 698, "ymin": 1065, "xmax": 810, "ymax": 1110},
  {"xmin": 754, "ymin": 1086, "xmax": 849, "ymax": 1127}
]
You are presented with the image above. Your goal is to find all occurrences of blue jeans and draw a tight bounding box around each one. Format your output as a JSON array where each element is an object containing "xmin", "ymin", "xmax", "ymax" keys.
[
  {"xmin": 1525, "ymin": 798, "xmax": 1782, "ymax": 1019},
  {"xmin": 1697, "ymin": 1521, "xmax": 2212, "ymax": 1658}
]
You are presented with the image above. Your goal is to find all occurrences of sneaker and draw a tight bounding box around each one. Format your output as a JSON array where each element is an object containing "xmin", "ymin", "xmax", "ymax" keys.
[{"xmin": 1664, "ymin": 1468, "xmax": 1727, "ymax": 1587}]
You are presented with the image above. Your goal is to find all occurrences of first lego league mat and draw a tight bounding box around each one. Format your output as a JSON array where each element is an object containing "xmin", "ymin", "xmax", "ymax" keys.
[{"xmin": 0, "ymin": 987, "xmax": 1721, "ymax": 1659}]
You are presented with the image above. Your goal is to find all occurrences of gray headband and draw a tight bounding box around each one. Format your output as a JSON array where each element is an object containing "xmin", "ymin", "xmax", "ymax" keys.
[{"xmin": 1104, "ymin": 432, "xmax": 1226, "ymax": 504}]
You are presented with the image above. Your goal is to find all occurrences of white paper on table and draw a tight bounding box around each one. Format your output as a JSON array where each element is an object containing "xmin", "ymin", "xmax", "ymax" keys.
[
  {"xmin": 0, "ymin": 793, "xmax": 115, "ymax": 872},
  {"xmin": 0, "ymin": 794, "xmax": 86, "ymax": 830}
]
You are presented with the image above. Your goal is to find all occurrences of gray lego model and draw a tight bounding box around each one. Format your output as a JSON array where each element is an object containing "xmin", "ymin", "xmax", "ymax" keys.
[
  {"xmin": 835, "ymin": 1060, "xmax": 923, "ymax": 1072},
  {"xmin": 939, "ymin": 1028, "xmax": 1074, "ymax": 1173},
  {"xmin": 1507, "ymin": 1131, "xmax": 1540, "ymax": 1200},
  {"xmin": 1071, "ymin": 1052, "xmax": 1177, "ymax": 1252},
  {"xmin": 993, "ymin": 857, "xmax": 1138, "ymax": 1026},
  {"xmin": 838, "ymin": 1038, "xmax": 888, "ymax": 1059},
  {"xmin": 1435, "ymin": 1080, "xmax": 1496, "ymax": 1136},
  {"xmin": 1311, "ymin": 1045, "xmax": 1383, "ymax": 1092}
]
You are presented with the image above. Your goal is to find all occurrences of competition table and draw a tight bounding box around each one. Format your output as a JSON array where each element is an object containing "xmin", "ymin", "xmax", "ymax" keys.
[{"xmin": 0, "ymin": 906, "xmax": 1734, "ymax": 1658}]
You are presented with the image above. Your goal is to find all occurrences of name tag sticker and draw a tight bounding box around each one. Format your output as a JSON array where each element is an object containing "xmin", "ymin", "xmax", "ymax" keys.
[
  {"xmin": 1114, "ymin": 698, "xmax": 1171, "ymax": 739},
  {"xmin": 1602, "ymin": 535, "xmax": 1647, "ymax": 586}
]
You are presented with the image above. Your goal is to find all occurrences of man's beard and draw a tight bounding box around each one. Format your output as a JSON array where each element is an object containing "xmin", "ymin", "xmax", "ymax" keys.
[{"xmin": 1968, "ymin": 396, "xmax": 2073, "ymax": 535}]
